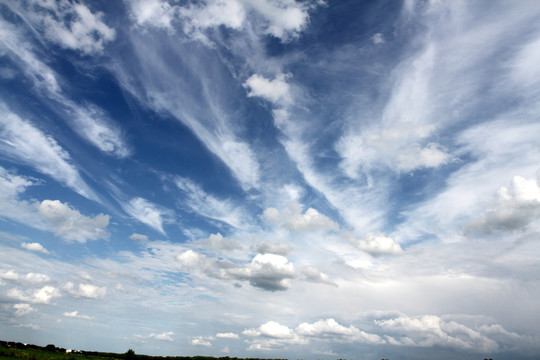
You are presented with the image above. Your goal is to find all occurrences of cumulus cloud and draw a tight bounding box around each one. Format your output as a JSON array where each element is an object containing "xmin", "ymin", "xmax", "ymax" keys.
[
  {"xmin": 227, "ymin": 253, "xmax": 296, "ymax": 291},
  {"xmin": 8, "ymin": 285, "xmax": 61, "ymax": 304},
  {"xmin": 38, "ymin": 200, "xmax": 110, "ymax": 243},
  {"xmin": 254, "ymin": 241, "xmax": 292, "ymax": 256},
  {"xmin": 0, "ymin": 270, "xmax": 50, "ymax": 284},
  {"xmin": 337, "ymin": 123, "xmax": 451, "ymax": 177},
  {"xmin": 21, "ymin": 242, "xmax": 49, "ymax": 254},
  {"xmin": 64, "ymin": 282, "xmax": 107, "ymax": 299},
  {"xmin": 122, "ymin": 197, "xmax": 171, "ymax": 235},
  {"xmin": 23, "ymin": 0, "xmax": 115, "ymax": 55},
  {"xmin": 191, "ymin": 336, "xmax": 212, "ymax": 347},
  {"xmin": 129, "ymin": 233, "xmax": 148, "ymax": 241},
  {"xmin": 216, "ymin": 332, "xmax": 239, "ymax": 339},
  {"xmin": 13, "ymin": 303, "xmax": 36, "ymax": 317},
  {"xmin": 196, "ymin": 233, "xmax": 241, "ymax": 252},
  {"xmin": 372, "ymin": 33, "xmax": 385, "ymax": 45},
  {"xmin": 375, "ymin": 314, "xmax": 499, "ymax": 352},
  {"xmin": 243, "ymin": 318, "xmax": 383, "ymax": 351},
  {"xmin": 132, "ymin": 0, "xmax": 314, "ymax": 42},
  {"xmin": 467, "ymin": 176, "xmax": 540, "ymax": 233},
  {"xmin": 63, "ymin": 310, "xmax": 93, "ymax": 320},
  {"xmin": 348, "ymin": 233, "xmax": 403, "ymax": 256},
  {"xmin": 297, "ymin": 318, "xmax": 384, "ymax": 344},
  {"xmin": 244, "ymin": 74, "xmax": 292, "ymax": 105},
  {"xmin": 262, "ymin": 202, "xmax": 339, "ymax": 232},
  {"xmin": 176, "ymin": 251, "xmax": 296, "ymax": 291},
  {"xmin": 137, "ymin": 331, "xmax": 175, "ymax": 342}
]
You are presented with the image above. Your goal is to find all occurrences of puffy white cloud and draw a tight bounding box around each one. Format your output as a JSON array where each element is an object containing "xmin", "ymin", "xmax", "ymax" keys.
[
  {"xmin": 228, "ymin": 253, "xmax": 295, "ymax": 291},
  {"xmin": 129, "ymin": 233, "xmax": 148, "ymax": 241},
  {"xmin": 0, "ymin": 103, "xmax": 96, "ymax": 200},
  {"xmin": 38, "ymin": 200, "xmax": 110, "ymax": 243},
  {"xmin": 348, "ymin": 233, "xmax": 403, "ymax": 256},
  {"xmin": 122, "ymin": 197, "xmax": 170, "ymax": 235},
  {"xmin": 244, "ymin": 74, "xmax": 291, "ymax": 105},
  {"xmin": 13, "ymin": 303, "xmax": 36, "ymax": 317},
  {"xmin": 262, "ymin": 202, "xmax": 339, "ymax": 232},
  {"xmin": 136, "ymin": 0, "xmax": 313, "ymax": 42},
  {"xmin": 337, "ymin": 123, "xmax": 451, "ymax": 177},
  {"xmin": 216, "ymin": 332, "xmax": 239, "ymax": 339},
  {"xmin": 21, "ymin": 242, "xmax": 49, "ymax": 254},
  {"xmin": 64, "ymin": 282, "xmax": 107, "ymax": 299},
  {"xmin": 63, "ymin": 310, "xmax": 92, "ymax": 320},
  {"xmin": 177, "ymin": 250, "xmax": 297, "ymax": 291},
  {"xmin": 467, "ymin": 176, "xmax": 540, "ymax": 233},
  {"xmin": 136, "ymin": 331, "xmax": 175, "ymax": 342},
  {"xmin": 0, "ymin": 270, "xmax": 50, "ymax": 284},
  {"xmin": 372, "ymin": 33, "xmax": 385, "ymax": 45},
  {"xmin": 244, "ymin": 318, "xmax": 383, "ymax": 351},
  {"xmin": 26, "ymin": 0, "xmax": 115, "ymax": 55},
  {"xmin": 197, "ymin": 233, "xmax": 241, "ymax": 252},
  {"xmin": 254, "ymin": 241, "xmax": 292, "ymax": 256},
  {"xmin": 8, "ymin": 285, "xmax": 61, "ymax": 304},
  {"xmin": 299, "ymin": 266, "xmax": 335, "ymax": 286},
  {"xmin": 191, "ymin": 336, "xmax": 212, "ymax": 347},
  {"xmin": 0, "ymin": 269, "xmax": 19, "ymax": 281},
  {"xmin": 375, "ymin": 314, "xmax": 499, "ymax": 352},
  {"xmin": 244, "ymin": 321, "xmax": 294, "ymax": 339},
  {"xmin": 296, "ymin": 319, "xmax": 384, "ymax": 344},
  {"xmin": 127, "ymin": 0, "xmax": 177, "ymax": 30}
]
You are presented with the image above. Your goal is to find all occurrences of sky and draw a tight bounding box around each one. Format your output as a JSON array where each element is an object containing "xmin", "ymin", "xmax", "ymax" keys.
[{"xmin": 1, "ymin": 0, "xmax": 540, "ymax": 359}]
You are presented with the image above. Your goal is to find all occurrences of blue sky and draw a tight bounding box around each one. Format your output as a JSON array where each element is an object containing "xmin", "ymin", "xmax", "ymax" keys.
[{"xmin": 1, "ymin": 0, "xmax": 540, "ymax": 359}]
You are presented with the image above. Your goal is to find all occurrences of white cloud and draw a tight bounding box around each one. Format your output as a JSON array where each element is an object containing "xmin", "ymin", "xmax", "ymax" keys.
[
  {"xmin": 70, "ymin": 105, "xmax": 131, "ymax": 158},
  {"xmin": 38, "ymin": 200, "xmax": 110, "ymax": 243},
  {"xmin": 176, "ymin": 250, "xmax": 297, "ymax": 291},
  {"xmin": 191, "ymin": 336, "xmax": 212, "ymax": 347},
  {"xmin": 243, "ymin": 318, "xmax": 383, "ymax": 351},
  {"xmin": 21, "ymin": 242, "xmax": 49, "ymax": 254},
  {"xmin": 0, "ymin": 23, "xmax": 129, "ymax": 159},
  {"xmin": 197, "ymin": 233, "xmax": 241, "ymax": 252},
  {"xmin": 143, "ymin": 0, "xmax": 314, "ymax": 42},
  {"xmin": 8, "ymin": 285, "xmax": 61, "ymax": 304},
  {"xmin": 64, "ymin": 282, "xmax": 107, "ymax": 299},
  {"xmin": 262, "ymin": 202, "xmax": 339, "ymax": 232},
  {"xmin": 467, "ymin": 176, "xmax": 540, "ymax": 233},
  {"xmin": 0, "ymin": 269, "xmax": 19, "ymax": 281},
  {"xmin": 296, "ymin": 318, "xmax": 384, "ymax": 344},
  {"xmin": 26, "ymin": 0, "xmax": 115, "ymax": 55},
  {"xmin": 127, "ymin": 0, "xmax": 177, "ymax": 30},
  {"xmin": 216, "ymin": 332, "xmax": 239, "ymax": 339},
  {"xmin": 244, "ymin": 73, "xmax": 291, "ymax": 105},
  {"xmin": 13, "ymin": 303, "xmax": 36, "ymax": 316},
  {"xmin": 227, "ymin": 253, "xmax": 296, "ymax": 291},
  {"xmin": 376, "ymin": 314, "xmax": 499, "ymax": 352},
  {"xmin": 23, "ymin": 273, "xmax": 51, "ymax": 284},
  {"xmin": 63, "ymin": 310, "xmax": 93, "ymax": 320},
  {"xmin": 129, "ymin": 233, "xmax": 148, "ymax": 241},
  {"xmin": 0, "ymin": 103, "xmax": 97, "ymax": 200},
  {"xmin": 348, "ymin": 233, "xmax": 403, "ymax": 256},
  {"xmin": 0, "ymin": 270, "xmax": 50, "ymax": 284},
  {"xmin": 372, "ymin": 33, "xmax": 385, "ymax": 45},
  {"xmin": 122, "ymin": 197, "xmax": 170, "ymax": 235}
]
